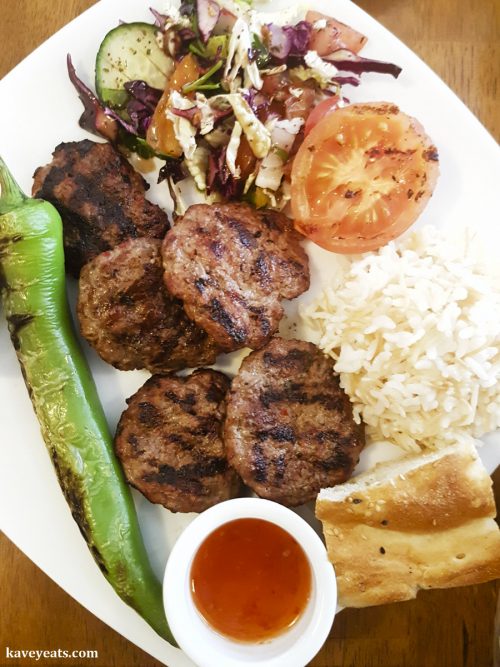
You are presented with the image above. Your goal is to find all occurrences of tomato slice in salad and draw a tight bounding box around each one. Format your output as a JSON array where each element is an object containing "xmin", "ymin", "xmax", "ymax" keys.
[
  {"xmin": 236, "ymin": 135, "xmax": 257, "ymax": 181},
  {"xmin": 306, "ymin": 10, "xmax": 367, "ymax": 56},
  {"xmin": 147, "ymin": 54, "xmax": 201, "ymax": 158},
  {"xmin": 290, "ymin": 102, "xmax": 439, "ymax": 254},
  {"xmin": 304, "ymin": 96, "xmax": 339, "ymax": 136}
]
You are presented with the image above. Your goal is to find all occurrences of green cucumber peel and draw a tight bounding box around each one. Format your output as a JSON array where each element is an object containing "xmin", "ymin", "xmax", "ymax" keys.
[{"xmin": 95, "ymin": 22, "xmax": 173, "ymax": 108}]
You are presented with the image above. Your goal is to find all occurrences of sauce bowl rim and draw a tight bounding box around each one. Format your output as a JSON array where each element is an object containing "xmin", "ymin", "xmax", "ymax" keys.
[{"xmin": 163, "ymin": 497, "xmax": 337, "ymax": 667}]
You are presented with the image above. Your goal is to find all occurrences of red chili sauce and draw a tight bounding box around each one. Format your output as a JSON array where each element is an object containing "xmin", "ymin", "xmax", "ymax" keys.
[{"xmin": 190, "ymin": 518, "xmax": 312, "ymax": 643}]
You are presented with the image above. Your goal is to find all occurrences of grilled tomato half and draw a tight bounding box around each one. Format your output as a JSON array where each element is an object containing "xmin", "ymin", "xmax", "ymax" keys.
[{"xmin": 291, "ymin": 102, "xmax": 439, "ymax": 253}]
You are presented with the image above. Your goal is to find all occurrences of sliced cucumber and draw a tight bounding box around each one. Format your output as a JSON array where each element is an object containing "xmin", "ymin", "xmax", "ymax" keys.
[{"xmin": 95, "ymin": 22, "xmax": 173, "ymax": 108}]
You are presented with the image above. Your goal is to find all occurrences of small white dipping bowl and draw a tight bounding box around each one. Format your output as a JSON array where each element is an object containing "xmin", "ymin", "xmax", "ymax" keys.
[{"xmin": 163, "ymin": 497, "xmax": 337, "ymax": 667}]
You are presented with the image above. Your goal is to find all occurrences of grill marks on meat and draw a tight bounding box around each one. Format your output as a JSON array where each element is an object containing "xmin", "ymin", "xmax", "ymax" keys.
[
  {"xmin": 162, "ymin": 203, "xmax": 310, "ymax": 352},
  {"xmin": 114, "ymin": 370, "xmax": 241, "ymax": 513},
  {"xmin": 77, "ymin": 238, "xmax": 219, "ymax": 372},
  {"xmin": 224, "ymin": 338, "xmax": 365, "ymax": 506},
  {"xmin": 32, "ymin": 140, "xmax": 169, "ymax": 276}
]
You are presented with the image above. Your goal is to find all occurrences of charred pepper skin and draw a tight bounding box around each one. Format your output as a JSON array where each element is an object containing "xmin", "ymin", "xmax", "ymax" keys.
[{"xmin": 0, "ymin": 156, "xmax": 174, "ymax": 645}]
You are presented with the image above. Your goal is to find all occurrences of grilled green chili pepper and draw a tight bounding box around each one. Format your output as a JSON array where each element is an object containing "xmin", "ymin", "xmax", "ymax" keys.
[{"xmin": 0, "ymin": 156, "xmax": 174, "ymax": 645}]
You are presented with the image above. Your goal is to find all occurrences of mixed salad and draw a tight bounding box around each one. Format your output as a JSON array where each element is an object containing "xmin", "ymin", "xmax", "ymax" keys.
[{"xmin": 68, "ymin": 0, "xmax": 402, "ymax": 217}]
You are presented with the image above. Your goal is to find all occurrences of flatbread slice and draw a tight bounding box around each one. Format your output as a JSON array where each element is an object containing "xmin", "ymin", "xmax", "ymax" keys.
[{"xmin": 316, "ymin": 440, "xmax": 500, "ymax": 608}]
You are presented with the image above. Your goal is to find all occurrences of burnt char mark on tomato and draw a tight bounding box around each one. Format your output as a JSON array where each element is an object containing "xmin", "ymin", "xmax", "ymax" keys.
[
  {"xmin": 365, "ymin": 146, "xmax": 416, "ymax": 160},
  {"xmin": 350, "ymin": 103, "xmax": 399, "ymax": 116},
  {"xmin": 344, "ymin": 189, "xmax": 362, "ymax": 199},
  {"xmin": 423, "ymin": 147, "xmax": 439, "ymax": 162},
  {"xmin": 143, "ymin": 457, "xmax": 229, "ymax": 495},
  {"xmin": 209, "ymin": 298, "xmax": 247, "ymax": 345}
]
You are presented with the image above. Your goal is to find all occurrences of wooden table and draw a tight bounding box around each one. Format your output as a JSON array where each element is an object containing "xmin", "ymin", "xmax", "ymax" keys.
[{"xmin": 1, "ymin": 1, "xmax": 499, "ymax": 666}]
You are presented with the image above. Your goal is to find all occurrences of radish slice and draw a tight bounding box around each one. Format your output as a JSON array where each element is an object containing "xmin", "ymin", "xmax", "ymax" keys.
[{"xmin": 197, "ymin": 0, "xmax": 221, "ymax": 43}]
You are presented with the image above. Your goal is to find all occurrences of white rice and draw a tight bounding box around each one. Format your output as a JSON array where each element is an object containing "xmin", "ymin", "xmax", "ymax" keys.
[{"xmin": 301, "ymin": 226, "xmax": 500, "ymax": 452}]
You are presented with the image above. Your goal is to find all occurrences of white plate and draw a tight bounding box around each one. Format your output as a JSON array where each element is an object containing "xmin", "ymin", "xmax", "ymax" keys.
[{"xmin": 0, "ymin": 1, "xmax": 499, "ymax": 666}]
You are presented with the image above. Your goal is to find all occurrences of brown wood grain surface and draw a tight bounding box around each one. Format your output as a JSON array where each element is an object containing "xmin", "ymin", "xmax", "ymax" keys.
[{"xmin": 0, "ymin": 0, "xmax": 499, "ymax": 666}]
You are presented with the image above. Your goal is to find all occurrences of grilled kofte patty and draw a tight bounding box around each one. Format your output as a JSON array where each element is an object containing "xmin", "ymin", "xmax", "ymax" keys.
[
  {"xmin": 78, "ymin": 238, "xmax": 219, "ymax": 372},
  {"xmin": 32, "ymin": 140, "xmax": 169, "ymax": 276},
  {"xmin": 114, "ymin": 370, "xmax": 240, "ymax": 513},
  {"xmin": 224, "ymin": 338, "xmax": 365, "ymax": 506},
  {"xmin": 162, "ymin": 203, "xmax": 310, "ymax": 352}
]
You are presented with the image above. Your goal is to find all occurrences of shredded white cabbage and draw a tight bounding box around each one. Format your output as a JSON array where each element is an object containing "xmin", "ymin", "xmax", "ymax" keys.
[
  {"xmin": 250, "ymin": 3, "xmax": 308, "ymax": 27},
  {"xmin": 204, "ymin": 124, "xmax": 232, "ymax": 148},
  {"xmin": 184, "ymin": 145, "xmax": 209, "ymax": 190},
  {"xmin": 313, "ymin": 18, "xmax": 327, "ymax": 29},
  {"xmin": 169, "ymin": 176, "xmax": 221, "ymax": 217},
  {"xmin": 243, "ymin": 165, "xmax": 259, "ymax": 194},
  {"xmin": 255, "ymin": 151, "xmax": 284, "ymax": 191},
  {"xmin": 166, "ymin": 91, "xmax": 197, "ymax": 159},
  {"xmin": 304, "ymin": 50, "xmax": 339, "ymax": 85},
  {"xmin": 255, "ymin": 118, "xmax": 303, "ymax": 191},
  {"xmin": 226, "ymin": 121, "xmax": 242, "ymax": 177},
  {"xmin": 159, "ymin": 1, "xmax": 192, "ymax": 28},
  {"xmin": 223, "ymin": 18, "xmax": 263, "ymax": 92},
  {"xmin": 168, "ymin": 178, "xmax": 189, "ymax": 216},
  {"xmin": 260, "ymin": 181, "xmax": 291, "ymax": 210},
  {"xmin": 260, "ymin": 64, "xmax": 287, "ymax": 76},
  {"xmin": 226, "ymin": 94, "xmax": 271, "ymax": 158},
  {"xmin": 272, "ymin": 117, "xmax": 303, "ymax": 151},
  {"xmin": 216, "ymin": 0, "xmax": 246, "ymax": 17},
  {"xmin": 194, "ymin": 93, "xmax": 215, "ymax": 136}
]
